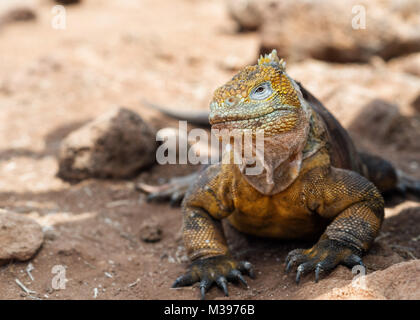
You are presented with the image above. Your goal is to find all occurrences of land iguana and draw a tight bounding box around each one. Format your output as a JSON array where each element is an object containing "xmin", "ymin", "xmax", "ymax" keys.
[{"xmin": 139, "ymin": 50, "xmax": 420, "ymax": 299}]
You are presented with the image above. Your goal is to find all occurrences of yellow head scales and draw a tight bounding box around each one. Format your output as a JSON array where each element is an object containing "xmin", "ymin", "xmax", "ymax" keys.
[
  {"xmin": 212, "ymin": 50, "xmax": 300, "ymax": 110},
  {"xmin": 210, "ymin": 50, "xmax": 303, "ymax": 134}
]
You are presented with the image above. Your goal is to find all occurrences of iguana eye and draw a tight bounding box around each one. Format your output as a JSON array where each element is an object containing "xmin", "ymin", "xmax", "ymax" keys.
[{"xmin": 250, "ymin": 82, "xmax": 273, "ymax": 100}]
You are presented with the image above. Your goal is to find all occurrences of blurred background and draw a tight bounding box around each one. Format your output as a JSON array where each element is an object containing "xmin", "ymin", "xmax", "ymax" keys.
[{"xmin": 0, "ymin": 0, "xmax": 419, "ymax": 300}]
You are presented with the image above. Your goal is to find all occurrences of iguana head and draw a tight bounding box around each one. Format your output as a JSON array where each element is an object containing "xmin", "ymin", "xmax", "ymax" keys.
[
  {"xmin": 209, "ymin": 50, "xmax": 306, "ymax": 136},
  {"xmin": 209, "ymin": 50, "xmax": 313, "ymax": 194}
]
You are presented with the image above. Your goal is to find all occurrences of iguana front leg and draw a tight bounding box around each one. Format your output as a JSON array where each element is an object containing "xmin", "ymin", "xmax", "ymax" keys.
[
  {"xmin": 172, "ymin": 166, "xmax": 255, "ymax": 299},
  {"xmin": 286, "ymin": 166, "xmax": 384, "ymax": 283}
]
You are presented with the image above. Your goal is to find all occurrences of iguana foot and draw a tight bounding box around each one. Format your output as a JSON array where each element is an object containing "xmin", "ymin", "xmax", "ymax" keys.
[
  {"xmin": 172, "ymin": 255, "xmax": 255, "ymax": 300},
  {"xmin": 137, "ymin": 173, "xmax": 198, "ymax": 206},
  {"xmin": 285, "ymin": 239, "xmax": 364, "ymax": 284}
]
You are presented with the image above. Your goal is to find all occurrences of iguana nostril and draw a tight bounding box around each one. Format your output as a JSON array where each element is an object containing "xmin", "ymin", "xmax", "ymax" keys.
[{"xmin": 225, "ymin": 96, "xmax": 237, "ymax": 106}]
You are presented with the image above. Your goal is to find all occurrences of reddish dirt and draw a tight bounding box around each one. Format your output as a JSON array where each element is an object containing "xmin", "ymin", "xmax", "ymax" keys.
[{"xmin": 0, "ymin": 0, "xmax": 419, "ymax": 300}]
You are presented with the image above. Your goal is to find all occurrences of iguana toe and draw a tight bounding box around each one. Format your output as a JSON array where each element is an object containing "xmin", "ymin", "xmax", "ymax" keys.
[
  {"xmin": 172, "ymin": 255, "xmax": 254, "ymax": 299},
  {"xmin": 285, "ymin": 239, "xmax": 364, "ymax": 284}
]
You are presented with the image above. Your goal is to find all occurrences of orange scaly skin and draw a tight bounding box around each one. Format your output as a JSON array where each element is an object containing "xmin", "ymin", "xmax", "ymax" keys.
[{"xmin": 171, "ymin": 51, "xmax": 393, "ymax": 299}]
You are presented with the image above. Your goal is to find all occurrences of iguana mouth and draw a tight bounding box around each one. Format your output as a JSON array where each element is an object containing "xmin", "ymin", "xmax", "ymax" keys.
[
  {"xmin": 210, "ymin": 106, "xmax": 297, "ymax": 126},
  {"xmin": 209, "ymin": 109, "xmax": 278, "ymax": 125}
]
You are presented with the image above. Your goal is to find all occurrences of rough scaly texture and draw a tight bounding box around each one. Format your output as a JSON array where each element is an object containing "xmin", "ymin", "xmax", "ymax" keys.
[{"xmin": 147, "ymin": 50, "xmax": 417, "ymax": 299}]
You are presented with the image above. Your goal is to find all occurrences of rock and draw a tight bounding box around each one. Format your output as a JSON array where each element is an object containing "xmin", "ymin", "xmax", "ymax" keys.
[
  {"xmin": 226, "ymin": 0, "xmax": 264, "ymax": 32},
  {"xmin": 58, "ymin": 107, "xmax": 156, "ymax": 181},
  {"xmin": 139, "ymin": 220, "xmax": 162, "ymax": 243},
  {"xmin": 411, "ymin": 94, "xmax": 420, "ymax": 113},
  {"xmin": 347, "ymin": 99, "xmax": 407, "ymax": 146},
  {"xmin": 234, "ymin": 0, "xmax": 420, "ymax": 62},
  {"xmin": 0, "ymin": 210, "xmax": 44, "ymax": 264},
  {"xmin": 316, "ymin": 260, "xmax": 420, "ymax": 300},
  {"xmin": 388, "ymin": 53, "xmax": 420, "ymax": 78},
  {"xmin": 53, "ymin": 0, "xmax": 81, "ymax": 5},
  {"xmin": 0, "ymin": 0, "xmax": 37, "ymax": 24},
  {"xmin": 363, "ymin": 241, "xmax": 406, "ymax": 271},
  {"xmin": 292, "ymin": 240, "xmax": 415, "ymax": 300},
  {"xmin": 355, "ymin": 99, "xmax": 401, "ymax": 135}
]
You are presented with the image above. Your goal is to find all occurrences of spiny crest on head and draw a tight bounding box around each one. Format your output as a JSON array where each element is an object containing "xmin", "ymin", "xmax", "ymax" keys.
[{"xmin": 257, "ymin": 49, "xmax": 286, "ymax": 71}]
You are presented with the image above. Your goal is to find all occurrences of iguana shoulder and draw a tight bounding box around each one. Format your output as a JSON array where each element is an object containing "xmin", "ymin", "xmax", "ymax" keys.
[{"xmin": 298, "ymin": 83, "xmax": 364, "ymax": 174}]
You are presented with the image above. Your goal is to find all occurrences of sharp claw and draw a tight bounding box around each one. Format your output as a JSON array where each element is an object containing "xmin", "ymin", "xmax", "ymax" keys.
[
  {"xmin": 351, "ymin": 254, "xmax": 362, "ymax": 263},
  {"xmin": 247, "ymin": 266, "xmax": 255, "ymax": 279},
  {"xmin": 237, "ymin": 273, "xmax": 248, "ymax": 288},
  {"xmin": 296, "ymin": 265, "xmax": 304, "ymax": 284},
  {"xmin": 200, "ymin": 285, "xmax": 206, "ymax": 300},
  {"xmin": 239, "ymin": 261, "xmax": 255, "ymax": 279},
  {"xmin": 172, "ymin": 276, "xmax": 182, "ymax": 288},
  {"xmin": 228, "ymin": 269, "xmax": 248, "ymax": 288},
  {"xmin": 344, "ymin": 254, "xmax": 365, "ymax": 269},
  {"xmin": 285, "ymin": 249, "xmax": 303, "ymax": 265},
  {"xmin": 285, "ymin": 259, "xmax": 294, "ymax": 273},
  {"xmin": 216, "ymin": 276, "xmax": 229, "ymax": 297},
  {"xmin": 232, "ymin": 270, "xmax": 248, "ymax": 287},
  {"xmin": 172, "ymin": 273, "xmax": 194, "ymax": 288},
  {"xmin": 354, "ymin": 257, "xmax": 366, "ymax": 270},
  {"xmin": 315, "ymin": 265, "xmax": 322, "ymax": 283},
  {"xmin": 199, "ymin": 278, "xmax": 212, "ymax": 300}
]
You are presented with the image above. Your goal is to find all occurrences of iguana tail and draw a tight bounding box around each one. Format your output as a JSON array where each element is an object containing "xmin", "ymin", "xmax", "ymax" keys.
[
  {"xmin": 137, "ymin": 171, "xmax": 203, "ymax": 206},
  {"xmin": 141, "ymin": 99, "xmax": 210, "ymax": 127},
  {"xmin": 396, "ymin": 170, "xmax": 420, "ymax": 197},
  {"xmin": 138, "ymin": 101, "xmax": 214, "ymax": 205},
  {"xmin": 359, "ymin": 152, "xmax": 420, "ymax": 197}
]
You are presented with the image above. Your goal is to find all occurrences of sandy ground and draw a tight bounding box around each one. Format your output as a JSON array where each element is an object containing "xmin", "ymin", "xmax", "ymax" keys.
[{"xmin": 0, "ymin": 0, "xmax": 419, "ymax": 300}]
